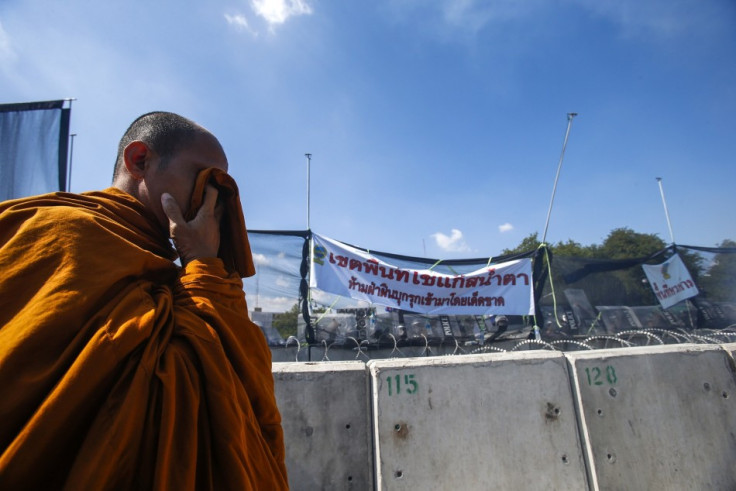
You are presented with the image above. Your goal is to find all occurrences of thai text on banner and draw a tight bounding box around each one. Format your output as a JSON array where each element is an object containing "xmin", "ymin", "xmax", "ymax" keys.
[{"xmin": 310, "ymin": 233, "xmax": 535, "ymax": 315}]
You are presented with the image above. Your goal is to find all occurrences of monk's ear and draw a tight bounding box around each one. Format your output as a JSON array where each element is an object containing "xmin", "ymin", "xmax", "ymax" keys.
[{"xmin": 122, "ymin": 141, "xmax": 152, "ymax": 180}]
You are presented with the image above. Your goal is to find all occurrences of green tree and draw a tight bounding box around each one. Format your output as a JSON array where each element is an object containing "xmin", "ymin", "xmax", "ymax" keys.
[
  {"xmin": 553, "ymin": 239, "xmax": 597, "ymax": 258},
  {"xmin": 270, "ymin": 303, "xmax": 331, "ymax": 340},
  {"xmin": 594, "ymin": 228, "xmax": 665, "ymax": 305},
  {"xmin": 699, "ymin": 239, "xmax": 736, "ymax": 302},
  {"xmin": 502, "ymin": 233, "xmax": 595, "ymax": 258},
  {"xmin": 272, "ymin": 303, "xmax": 299, "ymax": 339},
  {"xmin": 502, "ymin": 227, "xmax": 692, "ymax": 307},
  {"xmin": 678, "ymin": 250, "xmax": 705, "ymax": 284},
  {"xmin": 502, "ymin": 228, "xmax": 721, "ymax": 309},
  {"xmin": 501, "ymin": 232, "xmax": 541, "ymax": 256},
  {"xmin": 597, "ymin": 227, "xmax": 665, "ymax": 259}
]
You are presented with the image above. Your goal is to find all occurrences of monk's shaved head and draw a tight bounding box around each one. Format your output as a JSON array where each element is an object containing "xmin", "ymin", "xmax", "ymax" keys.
[
  {"xmin": 111, "ymin": 111, "xmax": 228, "ymax": 232},
  {"xmin": 112, "ymin": 112, "xmax": 211, "ymax": 183}
]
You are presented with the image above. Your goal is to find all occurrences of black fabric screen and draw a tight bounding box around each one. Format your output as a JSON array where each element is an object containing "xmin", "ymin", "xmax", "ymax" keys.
[{"xmin": 0, "ymin": 100, "xmax": 71, "ymax": 201}]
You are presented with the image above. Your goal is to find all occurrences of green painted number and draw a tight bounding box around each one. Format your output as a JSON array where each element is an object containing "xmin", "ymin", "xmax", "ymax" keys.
[
  {"xmin": 405, "ymin": 374, "xmax": 418, "ymax": 394},
  {"xmin": 584, "ymin": 365, "xmax": 617, "ymax": 386},
  {"xmin": 606, "ymin": 365, "xmax": 617, "ymax": 385},
  {"xmin": 387, "ymin": 374, "xmax": 418, "ymax": 396}
]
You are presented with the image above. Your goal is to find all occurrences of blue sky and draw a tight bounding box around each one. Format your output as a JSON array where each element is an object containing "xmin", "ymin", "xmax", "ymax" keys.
[{"xmin": 1, "ymin": 0, "xmax": 735, "ymax": 259}]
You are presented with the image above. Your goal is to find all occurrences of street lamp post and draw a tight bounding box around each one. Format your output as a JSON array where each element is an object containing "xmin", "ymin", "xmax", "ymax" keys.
[{"xmin": 305, "ymin": 153, "xmax": 312, "ymax": 230}]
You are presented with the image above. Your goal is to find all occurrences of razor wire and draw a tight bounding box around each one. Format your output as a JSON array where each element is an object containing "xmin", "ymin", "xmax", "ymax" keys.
[{"xmin": 272, "ymin": 325, "xmax": 736, "ymax": 362}]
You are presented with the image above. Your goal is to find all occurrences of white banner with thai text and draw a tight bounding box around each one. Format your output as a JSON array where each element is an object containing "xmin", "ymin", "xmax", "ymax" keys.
[
  {"xmin": 642, "ymin": 253, "xmax": 699, "ymax": 309},
  {"xmin": 310, "ymin": 234, "xmax": 534, "ymax": 315}
]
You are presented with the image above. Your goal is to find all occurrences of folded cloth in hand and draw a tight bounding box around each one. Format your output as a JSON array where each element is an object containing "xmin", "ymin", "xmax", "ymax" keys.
[{"xmin": 185, "ymin": 168, "xmax": 255, "ymax": 278}]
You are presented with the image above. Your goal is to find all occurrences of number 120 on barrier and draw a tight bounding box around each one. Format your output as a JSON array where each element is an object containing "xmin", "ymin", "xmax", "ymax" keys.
[
  {"xmin": 386, "ymin": 374, "xmax": 418, "ymax": 396},
  {"xmin": 584, "ymin": 365, "xmax": 618, "ymax": 386}
]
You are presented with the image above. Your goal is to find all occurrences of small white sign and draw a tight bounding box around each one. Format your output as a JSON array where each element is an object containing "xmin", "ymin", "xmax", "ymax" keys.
[{"xmin": 642, "ymin": 253, "xmax": 699, "ymax": 309}]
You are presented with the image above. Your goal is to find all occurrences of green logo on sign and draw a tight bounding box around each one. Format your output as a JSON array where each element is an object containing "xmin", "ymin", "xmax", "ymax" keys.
[{"xmin": 313, "ymin": 245, "xmax": 327, "ymax": 265}]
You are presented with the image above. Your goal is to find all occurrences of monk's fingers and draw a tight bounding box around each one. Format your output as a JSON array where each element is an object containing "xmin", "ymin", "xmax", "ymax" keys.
[
  {"xmin": 214, "ymin": 200, "xmax": 225, "ymax": 223},
  {"xmin": 161, "ymin": 193, "xmax": 185, "ymax": 229},
  {"xmin": 200, "ymin": 185, "xmax": 219, "ymax": 216}
]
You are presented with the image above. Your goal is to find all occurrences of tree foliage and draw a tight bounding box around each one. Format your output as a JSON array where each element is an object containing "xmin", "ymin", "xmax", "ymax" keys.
[
  {"xmin": 597, "ymin": 227, "xmax": 665, "ymax": 259},
  {"xmin": 502, "ymin": 228, "xmax": 730, "ymax": 308},
  {"xmin": 502, "ymin": 232, "xmax": 541, "ymax": 256},
  {"xmin": 595, "ymin": 228, "xmax": 666, "ymax": 305},
  {"xmin": 270, "ymin": 303, "xmax": 331, "ymax": 339},
  {"xmin": 700, "ymin": 240, "xmax": 736, "ymax": 302},
  {"xmin": 501, "ymin": 233, "xmax": 597, "ymax": 258},
  {"xmin": 272, "ymin": 303, "xmax": 299, "ymax": 338}
]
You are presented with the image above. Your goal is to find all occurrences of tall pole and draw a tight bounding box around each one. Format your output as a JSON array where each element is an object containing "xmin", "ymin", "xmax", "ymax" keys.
[
  {"xmin": 255, "ymin": 274, "xmax": 260, "ymax": 310},
  {"xmin": 65, "ymin": 98, "xmax": 77, "ymax": 192},
  {"xmin": 656, "ymin": 177, "xmax": 676, "ymax": 244},
  {"xmin": 305, "ymin": 153, "xmax": 312, "ymax": 230},
  {"xmin": 542, "ymin": 112, "xmax": 577, "ymax": 244},
  {"xmin": 68, "ymin": 133, "xmax": 76, "ymax": 192}
]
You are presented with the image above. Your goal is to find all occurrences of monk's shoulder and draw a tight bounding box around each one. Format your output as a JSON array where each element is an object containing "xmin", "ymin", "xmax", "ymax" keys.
[{"xmin": 0, "ymin": 198, "xmax": 82, "ymax": 244}]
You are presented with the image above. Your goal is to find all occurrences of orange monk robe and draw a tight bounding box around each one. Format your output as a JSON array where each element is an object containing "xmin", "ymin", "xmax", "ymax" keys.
[{"xmin": 0, "ymin": 174, "xmax": 287, "ymax": 489}]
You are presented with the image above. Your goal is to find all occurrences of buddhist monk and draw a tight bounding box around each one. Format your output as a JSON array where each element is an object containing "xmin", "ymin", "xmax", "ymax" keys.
[{"xmin": 0, "ymin": 112, "xmax": 288, "ymax": 489}]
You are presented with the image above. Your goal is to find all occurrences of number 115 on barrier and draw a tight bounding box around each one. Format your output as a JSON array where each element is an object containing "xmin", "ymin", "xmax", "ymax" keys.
[{"xmin": 386, "ymin": 374, "xmax": 418, "ymax": 396}]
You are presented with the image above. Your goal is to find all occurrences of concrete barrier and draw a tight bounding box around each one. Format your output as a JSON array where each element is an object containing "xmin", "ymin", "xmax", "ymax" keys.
[
  {"xmin": 722, "ymin": 341, "xmax": 736, "ymax": 364},
  {"xmin": 273, "ymin": 361, "xmax": 373, "ymax": 490},
  {"xmin": 367, "ymin": 352, "xmax": 589, "ymax": 490},
  {"xmin": 566, "ymin": 344, "xmax": 736, "ymax": 490},
  {"xmin": 272, "ymin": 344, "xmax": 736, "ymax": 489}
]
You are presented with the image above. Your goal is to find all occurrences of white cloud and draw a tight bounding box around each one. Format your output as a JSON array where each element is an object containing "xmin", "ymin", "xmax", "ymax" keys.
[
  {"xmin": 251, "ymin": 295, "xmax": 297, "ymax": 312},
  {"xmin": 310, "ymin": 289, "xmax": 371, "ymax": 310},
  {"xmin": 253, "ymin": 253, "xmax": 271, "ymax": 266},
  {"xmin": 252, "ymin": 0, "xmax": 312, "ymax": 26},
  {"xmin": 431, "ymin": 229, "xmax": 471, "ymax": 253},
  {"xmin": 224, "ymin": 13, "xmax": 255, "ymax": 33},
  {"xmin": 441, "ymin": 0, "xmax": 539, "ymax": 32},
  {"xmin": 499, "ymin": 223, "xmax": 514, "ymax": 233},
  {"xmin": 309, "ymin": 289, "xmax": 333, "ymax": 304},
  {"xmin": 275, "ymin": 275, "xmax": 291, "ymax": 288},
  {"xmin": 383, "ymin": 0, "xmax": 542, "ymax": 36}
]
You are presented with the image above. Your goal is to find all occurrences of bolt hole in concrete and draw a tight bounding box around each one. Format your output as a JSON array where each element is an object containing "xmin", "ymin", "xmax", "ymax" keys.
[
  {"xmin": 394, "ymin": 470, "xmax": 404, "ymax": 479},
  {"xmin": 561, "ymin": 454, "xmax": 569, "ymax": 465},
  {"xmin": 723, "ymin": 392, "xmax": 729, "ymax": 399},
  {"xmin": 345, "ymin": 424, "xmax": 351, "ymax": 429},
  {"xmin": 597, "ymin": 409, "xmax": 604, "ymax": 416},
  {"xmin": 607, "ymin": 453, "xmax": 616, "ymax": 464},
  {"xmin": 348, "ymin": 476, "xmax": 352, "ymax": 482},
  {"xmin": 394, "ymin": 424, "xmax": 401, "ymax": 431},
  {"xmin": 545, "ymin": 402, "xmax": 560, "ymax": 421},
  {"xmin": 704, "ymin": 382, "xmax": 711, "ymax": 391},
  {"xmin": 609, "ymin": 388, "xmax": 617, "ymax": 398}
]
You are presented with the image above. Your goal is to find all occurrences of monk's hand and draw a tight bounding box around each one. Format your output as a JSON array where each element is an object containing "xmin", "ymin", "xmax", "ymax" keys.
[{"xmin": 161, "ymin": 185, "xmax": 222, "ymax": 266}]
